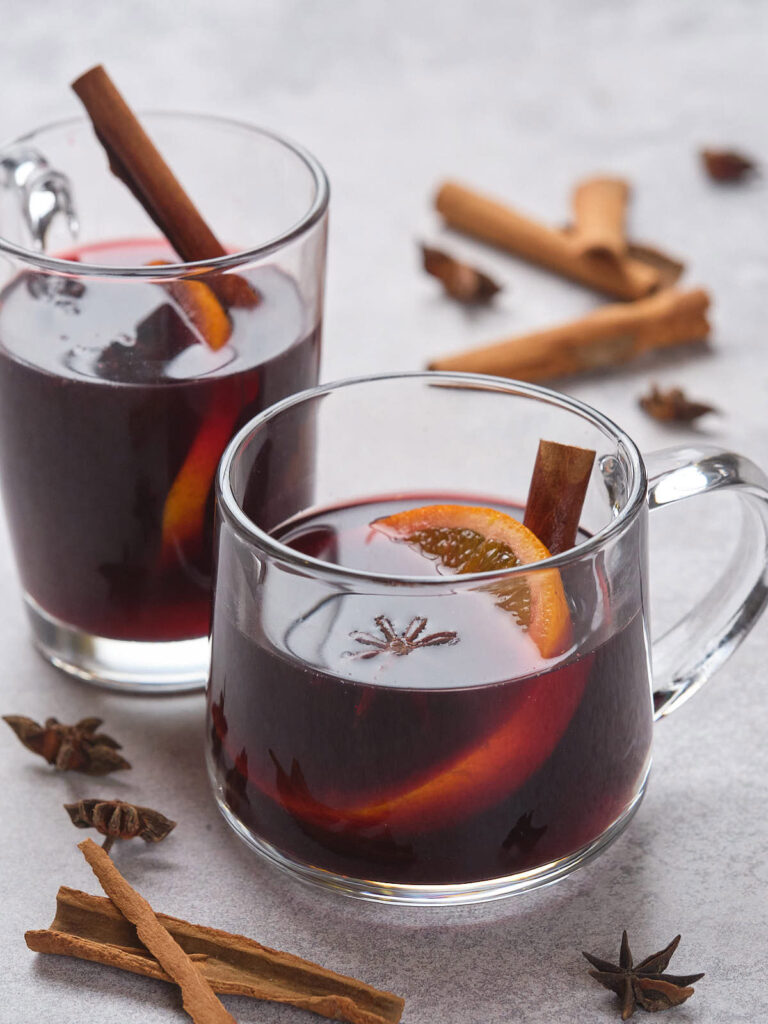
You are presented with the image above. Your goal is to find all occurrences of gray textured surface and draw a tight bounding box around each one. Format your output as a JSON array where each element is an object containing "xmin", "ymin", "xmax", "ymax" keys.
[{"xmin": 0, "ymin": 2, "xmax": 767, "ymax": 1022}]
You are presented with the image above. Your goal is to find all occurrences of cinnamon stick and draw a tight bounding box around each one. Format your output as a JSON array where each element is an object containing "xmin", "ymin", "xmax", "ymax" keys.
[
  {"xmin": 428, "ymin": 287, "xmax": 710, "ymax": 381},
  {"xmin": 71, "ymin": 65, "xmax": 257, "ymax": 308},
  {"xmin": 571, "ymin": 176, "xmax": 629, "ymax": 259},
  {"xmin": 26, "ymin": 886, "xmax": 404, "ymax": 1024},
  {"xmin": 435, "ymin": 180, "xmax": 659, "ymax": 300},
  {"xmin": 78, "ymin": 839, "xmax": 236, "ymax": 1024},
  {"xmin": 524, "ymin": 441, "xmax": 595, "ymax": 554}
]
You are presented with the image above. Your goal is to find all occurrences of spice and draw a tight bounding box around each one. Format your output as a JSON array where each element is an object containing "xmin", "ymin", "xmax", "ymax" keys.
[
  {"xmin": 571, "ymin": 176, "xmax": 629, "ymax": 259},
  {"xmin": 78, "ymin": 839, "xmax": 236, "ymax": 1024},
  {"xmin": 346, "ymin": 615, "xmax": 459, "ymax": 660},
  {"xmin": 583, "ymin": 932, "xmax": 704, "ymax": 1020},
  {"xmin": 71, "ymin": 65, "xmax": 258, "ymax": 308},
  {"xmin": 428, "ymin": 288, "xmax": 710, "ymax": 382},
  {"xmin": 434, "ymin": 180, "xmax": 661, "ymax": 299},
  {"xmin": 523, "ymin": 440, "xmax": 595, "ymax": 554},
  {"xmin": 421, "ymin": 244, "xmax": 501, "ymax": 303},
  {"xmin": 3, "ymin": 715, "xmax": 130, "ymax": 775},
  {"xmin": 639, "ymin": 384, "xmax": 717, "ymax": 423},
  {"xmin": 701, "ymin": 148, "xmax": 757, "ymax": 182},
  {"xmin": 65, "ymin": 799, "xmax": 176, "ymax": 853},
  {"xmin": 27, "ymin": 885, "xmax": 404, "ymax": 1024}
]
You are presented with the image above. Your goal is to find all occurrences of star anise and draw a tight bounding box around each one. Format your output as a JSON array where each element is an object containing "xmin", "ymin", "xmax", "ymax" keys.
[
  {"xmin": 65, "ymin": 799, "xmax": 176, "ymax": 853},
  {"xmin": 584, "ymin": 932, "xmax": 704, "ymax": 1020},
  {"xmin": 421, "ymin": 244, "xmax": 502, "ymax": 304},
  {"xmin": 3, "ymin": 715, "xmax": 130, "ymax": 775},
  {"xmin": 345, "ymin": 615, "xmax": 458, "ymax": 660},
  {"xmin": 639, "ymin": 385, "xmax": 717, "ymax": 424},
  {"xmin": 701, "ymin": 148, "xmax": 757, "ymax": 183}
]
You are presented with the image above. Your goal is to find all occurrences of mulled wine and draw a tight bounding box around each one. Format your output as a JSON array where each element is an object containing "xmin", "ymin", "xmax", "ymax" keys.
[
  {"xmin": 0, "ymin": 239, "xmax": 319, "ymax": 642},
  {"xmin": 208, "ymin": 495, "xmax": 654, "ymax": 887}
]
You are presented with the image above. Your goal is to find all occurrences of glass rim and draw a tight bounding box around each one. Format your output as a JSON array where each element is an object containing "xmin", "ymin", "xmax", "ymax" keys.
[
  {"xmin": 217, "ymin": 371, "xmax": 648, "ymax": 587},
  {"xmin": 0, "ymin": 111, "xmax": 330, "ymax": 278}
]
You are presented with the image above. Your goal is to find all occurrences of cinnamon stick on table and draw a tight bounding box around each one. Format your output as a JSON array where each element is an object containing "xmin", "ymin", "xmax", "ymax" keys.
[
  {"xmin": 571, "ymin": 176, "xmax": 629, "ymax": 259},
  {"xmin": 71, "ymin": 65, "xmax": 257, "ymax": 308},
  {"xmin": 435, "ymin": 180, "xmax": 659, "ymax": 300},
  {"xmin": 78, "ymin": 839, "xmax": 236, "ymax": 1024},
  {"xmin": 429, "ymin": 287, "xmax": 710, "ymax": 382},
  {"xmin": 524, "ymin": 441, "xmax": 596, "ymax": 554},
  {"xmin": 26, "ymin": 885, "xmax": 404, "ymax": 1024}
]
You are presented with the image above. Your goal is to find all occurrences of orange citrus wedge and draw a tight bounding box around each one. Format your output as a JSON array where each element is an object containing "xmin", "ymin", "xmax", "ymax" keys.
[
  {"xmin": 257, "ymin": 505, "xmax": 590, "ymax": 835},
  {"xmin": 372, "ymin": 504, "xmax": 571, "ymax": 658}
]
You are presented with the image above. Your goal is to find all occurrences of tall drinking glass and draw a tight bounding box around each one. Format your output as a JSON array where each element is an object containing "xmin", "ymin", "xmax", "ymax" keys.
[{"xmin": 0, "ymin": 114, "xmax": 328, "ymax": 692}]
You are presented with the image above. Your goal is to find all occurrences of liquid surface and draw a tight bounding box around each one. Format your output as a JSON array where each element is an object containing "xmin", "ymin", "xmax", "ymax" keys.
[
  {"xmin": 0, "ymin": 239, "xmax": 305, "ymax": 382},
  {"xmin": 270, "ymin": 495, "xmax": 559, "ymax": 687}
]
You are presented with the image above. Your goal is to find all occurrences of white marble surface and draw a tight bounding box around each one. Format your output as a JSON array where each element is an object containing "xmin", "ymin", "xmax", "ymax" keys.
[{"xmin": 1, "ymin": 1, "xmax": 767, "ymax": 1022}]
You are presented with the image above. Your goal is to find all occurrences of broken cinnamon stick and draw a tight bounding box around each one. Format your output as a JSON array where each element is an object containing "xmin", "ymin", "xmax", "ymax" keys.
[
  {"xmin": 524, "ymin": 441, "xmax": 596, "ymax": 554},
  {"xmin": 72, "ymin": 65, "xmax": 257, "ymax": 309},
  {"xmin": 78, "ymin": 839, "xmax": 236, "ymax": 1024},
  {"xmin": 571, "ymin": 176, "xmax": 629, "ymax": 259},
  {"xmin": 26, "ymin": 885, "xmax": 404, "ymax": 1024},
  {"xmin": 435, "ymin": 180, "xmax": 659, "ymax": 299},
  {"xmin": 429, "ymin": 287, "xmax": 710, "ymax": 381}
]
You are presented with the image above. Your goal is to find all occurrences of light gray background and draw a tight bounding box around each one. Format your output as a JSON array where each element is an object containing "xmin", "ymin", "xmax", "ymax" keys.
[{"xmin": 0, "ymin": 2, "xmax": 766, "ymax": 1022}]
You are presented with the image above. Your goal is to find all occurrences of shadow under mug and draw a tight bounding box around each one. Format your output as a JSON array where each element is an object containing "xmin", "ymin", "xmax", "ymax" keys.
[
  {"xmin": 0, "ymin": 112, "xmax": 328, "ymax": 692},
  {"xmin": 207, "ymin": 372, "xmax": 768, "ymax": 904}
]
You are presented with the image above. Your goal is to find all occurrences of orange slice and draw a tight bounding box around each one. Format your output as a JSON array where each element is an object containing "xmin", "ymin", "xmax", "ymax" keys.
[
  {"xmin": 146, "ymin": 260, "xmax": 232, "ymax": 351},
  {"xmin": 258, "ymin": 505, "xmax": 589, "ymax": 835},
  {"xmin": 372, "ymin": 504, "xmax": 571, "ymax": 658}
]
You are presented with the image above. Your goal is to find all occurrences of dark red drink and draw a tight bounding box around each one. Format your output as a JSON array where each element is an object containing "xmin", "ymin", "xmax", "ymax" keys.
[
  {"xmin": 208, "ymin": 495, "xmax": 654, "ymax": 887},
  {"xmin": 0, "ymin": 240, "xmax": 319, "ymax": 642}
]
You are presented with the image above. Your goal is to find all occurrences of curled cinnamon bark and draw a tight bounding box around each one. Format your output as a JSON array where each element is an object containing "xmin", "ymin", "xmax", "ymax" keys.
[
  {"xmin": 435, "ymin": 180, "xmax": 659, "ymax": 299},
  {"xmin": 571, "ymin": 176, "xmax": 629, "ymax": 259},
  {"xmin": 26, "ymin": 885, "xmax": 404, "ymax": 1024},
  {"xmin": 429, "ymin": 288, "xmax": 710, "ymax": 381}
]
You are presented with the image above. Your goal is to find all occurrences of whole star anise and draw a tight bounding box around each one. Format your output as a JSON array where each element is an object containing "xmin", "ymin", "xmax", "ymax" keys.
[
  {"xmin": 3, "ymin": 715, "xmax": 130, "ymax": 775},
  {"xmin": 421, "ymin": 244, "xmax": 502, "ymax": 304},
  {"xmin": 639, "ymin": 385, "xmax": 717, "ymax": 424},
  {"xmin": 345, "ymin": 615, "xmax": 458, "ymax": 660},
  {"xmin": 583, "ymin": 932, "xmax": 704, "ymax": 1019},
  {"xmin": 65, "ymin": 799, "xmax": 176, "ymax": 853}
]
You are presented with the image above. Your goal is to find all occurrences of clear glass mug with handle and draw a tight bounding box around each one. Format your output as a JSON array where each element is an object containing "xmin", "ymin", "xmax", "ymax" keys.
[
  {"xmin": 0, "ymin": 113, "xmax": 328, "ymax": 692},
  {"xmin": 207, "ymin": 372, "xmax": 768, "ymax": 904}
]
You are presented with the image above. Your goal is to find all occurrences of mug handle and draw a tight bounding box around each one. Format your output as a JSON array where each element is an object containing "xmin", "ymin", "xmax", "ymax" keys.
[{"xmin": 644, "ymin": 444, "xmax": 768, "ymax": 720}]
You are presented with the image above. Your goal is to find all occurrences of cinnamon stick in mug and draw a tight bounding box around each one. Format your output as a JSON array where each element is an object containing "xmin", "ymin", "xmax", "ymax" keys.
[
  {"xmin": 570, "ymin": 176, "xmax": 629, "ymax": 259},
  {"xmin": 428, "ymin": 288, "xmax": 710, "ymax": 381},
  {"xmin": 434, "ymin": 180, "xmax": 660, "ymax": 300}
]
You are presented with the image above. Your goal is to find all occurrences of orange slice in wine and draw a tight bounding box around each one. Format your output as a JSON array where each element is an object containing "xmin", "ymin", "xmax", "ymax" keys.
[
  {"xmin": 262, "ymin": 505, "xmax": 589, "ymax": 834},
  {"xmin": 372, "ymin": 504, "xmax": 571, "ymax": 658}
]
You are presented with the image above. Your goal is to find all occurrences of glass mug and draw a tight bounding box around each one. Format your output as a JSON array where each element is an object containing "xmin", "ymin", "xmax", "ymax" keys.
[
  {"xmin": 0, "ymin": 113, "xmax": 329, "ymax": 691},
  {"xmin": 207, "ymin": 373, "xmax": 768, "ymax": 904}
]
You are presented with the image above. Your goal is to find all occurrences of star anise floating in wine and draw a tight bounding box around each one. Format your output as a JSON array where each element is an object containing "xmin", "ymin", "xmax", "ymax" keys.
[
  {"xmin": 346, "ymin": 615, "xmax": 459, "ymax": 660},
  {"xmin": 583, "ymin": 932, "xmax": 704, "ymax": 1020},
  {"xmin": 3, "ymin": 714, "xmax": 130, "ymax": 775},
  {"xmin": 65, "ymin": 799, "xmax": 176, "ymax": 853}
]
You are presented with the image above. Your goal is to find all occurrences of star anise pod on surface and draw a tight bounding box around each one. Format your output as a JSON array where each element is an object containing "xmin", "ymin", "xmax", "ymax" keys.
[
  {"xmin": 3, "ymin": 715, "xmax": 130, "ymax": 775},
  {"xmin": 639, "ymin": 385, "xmax": 717, "ymax": 424},
  {"xmin": 421, "ymin": 244, "xmax": 502, "ymax": 304},
  {"xmin": 701, "ymin": 148, "xmax": 757, "ymax": 182},
  {"xmin": 65, "ymin": 799, "xmax": 176, "ymax": 853},
  {"xmin": 345, "ymin": 615, "xmax": 459, "ymax": 660},
  {"xmin": 584, "ymin": 932, "xmax": 704, "ymax": 1020}
]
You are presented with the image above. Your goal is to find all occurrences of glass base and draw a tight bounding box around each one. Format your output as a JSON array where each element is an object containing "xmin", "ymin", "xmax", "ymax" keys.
[
  {"xmin": 210, "ymin": 767, "xmax": 649, "ymax": 905},
  {"xmin": 25, "ymin": 596, "xmax": 209, "ymax": 694}
]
